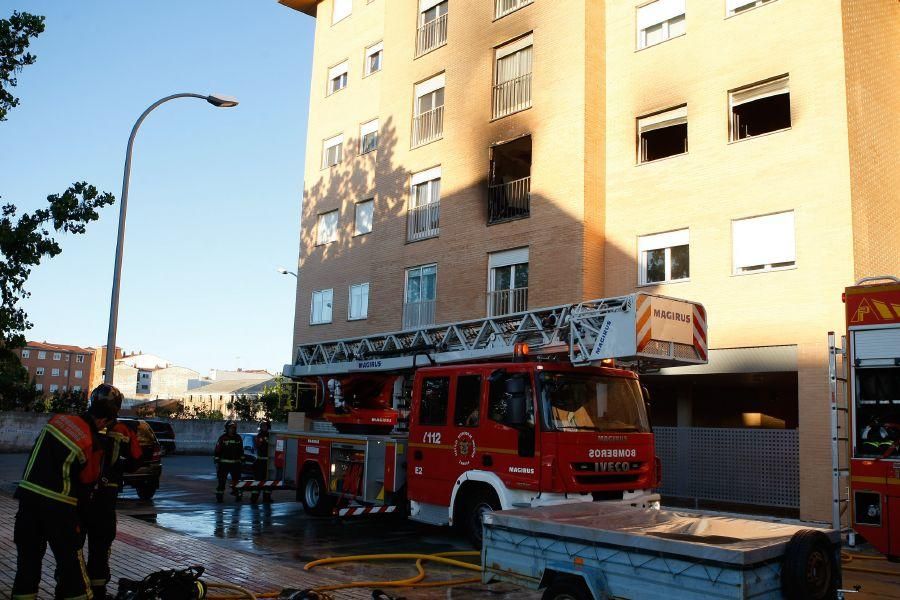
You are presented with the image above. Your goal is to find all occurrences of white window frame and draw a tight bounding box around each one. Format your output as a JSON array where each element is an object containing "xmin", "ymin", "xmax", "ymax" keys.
[
  {"xmin": 414, "ymin": 74, "xmax": 446, "ymax": 116},
  {"xmin": 729, "ymin": 76, "xmax": 790, "ymax": 141},
  {"xmin": 364, "ymin": 41, "xmax": 383, "ymax": 76},
  {"xmin": 405, "ymin": 264, "xmax": 438, "ymax": 304},
  {"xmin": 75, "ymin": 370, "xmax": 83, "ymax": 379},
  {"xmin": 21, "ymin": 349, "xmax": 29, "ymax": 359},
  {"xmin": 348, "ymin": 283, "xmax": 370, "ymax": 320},
  {"xmin": 49, "ymin": 384, "xmax": 59, "ymax": 393},
  {"xmin": 73, "ymin": 386, "xmax": 81, "ymax": 393},
  {"xmin": 332, "ymin": 0, "xmax": 352, "ymax": 25},
  {"xmin": 488, "ymin": 248, "xmax": 529, "ymax": 315},
  {"xmin": 732, "ymin": 211, "xmax": 796, "ymax": 275},
  {"xmin": 310, "ymin": 289, "xmax": 334, "ymax": 324},
  {"xmin": 637, "ymin": 0, "xmax": 686, "ymax": 50},
  {"xmin": 51, "ymin": 368, "xmax": 60, "ymax": 377},
  {"xmin": 35, "ymin": 383, "xmax": 43, "ymax": 392},
  {"xmin": 355, "ymin": 199, "xmax": 374, "ymax": 235},
  {"xmin": 76, "ymin": 355, "xmax": 84, "ymax": 363},
  {"xmin": 638, "ymin": 229, "xmax": 690, "ymax": 285},
  {"xmin": 37, "ymin": 351, "xmax": 46, "ymax": 359},
  {"xmin": 322, "ymin": 134, "xmax": 344, "ymax": 168},
  {"xmin": 327, "ymin": 60, "xmax": 349, "ymax": 95},
  {"xmin": 316, "ymin": 210, "xmax": 339, "ymax": 245},
  {"xmin": 359, "ymin": 119, "xmax": 379, "ymax": 154},
  {"xmin": 637, "ymin": 105, "xmax": 688, "ymax": 163},
  {"xmin": 726, "ymin": 0, "xmax": 777, "ymax": 16},
  {"xmin": 52, "ymin": 352, "xmax": 61, "ymax": 361},
  {"xmin": 36, "ymin": 367, "xmax": 45, "ymax": 376}
]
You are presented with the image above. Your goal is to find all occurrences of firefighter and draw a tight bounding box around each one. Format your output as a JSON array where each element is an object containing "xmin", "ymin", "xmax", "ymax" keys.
[
  {"xmin": 214, "ymin": 420, "xmax": 243, "ymax": 502},
  {"xmin": 84, "ymin": 413, "xmax": 143, "ymax": 599},
  {"xmin": 250, "ymin": 419, "xmax": 272, "ymax": 504},
  {"xmin": 12, "ymin": 383, "xmax": 122, "ymax": 600}
]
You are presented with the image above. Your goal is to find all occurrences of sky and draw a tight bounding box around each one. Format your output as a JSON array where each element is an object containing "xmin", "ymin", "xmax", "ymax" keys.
[{"xmin": 0, "ymin": 1, "xmax": 315, "ymax": 376}]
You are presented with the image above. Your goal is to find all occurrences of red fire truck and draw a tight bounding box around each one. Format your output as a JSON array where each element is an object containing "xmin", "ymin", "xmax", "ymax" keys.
[
  {"xmin": 842, "ymin": 276, "xmax": 900, "ymax": 560},
  {"xmin": 267, "ymin": 293, "xmax": 707, "ymax": 546}
]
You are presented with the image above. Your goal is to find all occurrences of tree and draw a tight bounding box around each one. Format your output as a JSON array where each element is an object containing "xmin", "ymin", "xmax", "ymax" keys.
[
  {"xmin": 0, "ymin": 11, "xmax": 116, "ymax": 409},
  {"xmin": 259, "ymin": 376, "xmax": 292, "ymax": 423}
]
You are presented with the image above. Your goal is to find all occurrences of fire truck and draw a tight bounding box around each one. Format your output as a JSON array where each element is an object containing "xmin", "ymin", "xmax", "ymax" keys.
[
  {"xmin": 837, "ymin": 276, "xmax": 900, "ymax": 560},
  {"xmin": 267, "ymin": 293, "xmax": 707, "ymax": 546}
]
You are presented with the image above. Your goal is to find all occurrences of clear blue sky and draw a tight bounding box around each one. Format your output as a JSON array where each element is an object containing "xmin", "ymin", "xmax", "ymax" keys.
[{"xmin": 0, "ymin": 1, "xmax": 315, "ymax": 375}]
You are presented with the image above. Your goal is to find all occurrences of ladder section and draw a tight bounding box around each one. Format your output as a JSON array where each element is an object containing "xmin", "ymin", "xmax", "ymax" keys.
[{"xmin": 828, "ymin": 331, "xmax": 851, "ymax": 532}]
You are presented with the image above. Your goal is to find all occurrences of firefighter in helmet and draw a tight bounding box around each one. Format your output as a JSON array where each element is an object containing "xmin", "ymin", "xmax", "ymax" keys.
[
  {"xmin": 250, "ymin": 419, "xmax": 272, "ymax": 503},
  {"xmin": 13, "ymin": 383, "xmax": 122, "ymax": 600},
  {"xmin": 214, "ymin": 420, "xmax": 244, "ymax": 502}
]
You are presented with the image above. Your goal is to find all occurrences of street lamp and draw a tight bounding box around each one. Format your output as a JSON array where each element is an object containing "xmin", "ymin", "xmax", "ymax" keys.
[
  {"xmin": 277, "ymin": 267, "xmax": 298, "ymax": 278},
  {"xmin": 104, "ymin": 93, "xmax": 239, "ymax": 384}
]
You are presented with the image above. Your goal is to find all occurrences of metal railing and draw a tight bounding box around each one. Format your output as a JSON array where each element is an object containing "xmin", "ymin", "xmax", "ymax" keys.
[
  {"xmin": 488, "ymin": 287, "xmax": 528, "ymax": 316},
  {"xmin": 403, "ymin": 300, "xmax": 436, "ymax": 330},
  {"xmin": 488, "ymin": 176, "xmax": 530, "ymax": 223},
  {"xmin": 492, "ymin": 73, "xmax": 532, "ymax": 119},
  {"xmin": 407, "ymin": 201, "xmax": 440, "ymax": 241},
  {"xmin": 416, "ymin": 13, "xmax": 448, "ymax": 57},
  {"xmin": 495, "ymin": 0, "xmax": 533, "ymax": 19},
  {"xmin": 411, "ymin": 105, "xmax": 444, "ymax": 147}
]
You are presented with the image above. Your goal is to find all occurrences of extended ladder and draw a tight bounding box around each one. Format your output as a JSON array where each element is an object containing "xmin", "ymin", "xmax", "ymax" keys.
[
  {"xmin": 828, "ymin": 331, "xmax": 852, "ymax": 534},
  {"xmin": 284, "ymin": 293, "xmax": 708, "ymax": 377}
]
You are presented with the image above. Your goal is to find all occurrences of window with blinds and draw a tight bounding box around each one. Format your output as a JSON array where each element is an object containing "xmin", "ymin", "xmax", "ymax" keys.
[
  {"xmin": 348, "ymin": 283, "xmax": 369, "ymax": 320},
  {"xmin": 365, "ymin": 42, "xmax": 383, "ymax": 75},
  {"xmin": 322, "ymin": 134, "xmax": 344, "ymax": 168},
  {"xmin": 637, "ymin": 0, "xmax": 685, "ymax": 49},
  {"xmin": 732, "ymin": 211, "xmax": 795, "ymax": 274},
  {"xmin": 316, "ymin": 210, "xmax": 339, "ymax": 245},
  {"xmin": 637, "ymin": 105, "xmax": 687, "ymax": 163},
  {"xmin": 493, "ymin": 34, "xmax": 533, "ymax": 118},
  {"xmin": 327, "ymin": 60, "xmax": 349, "ymax": 95},
  {"xmin": 638, "ymin": 229, "xmax": 690, "ymax": 284},
  {"xmin": 332, "ymin": 0, "xmax": 352, "ymax": 24},
  {"xmin": 311, "ymin": 289, "xmax": 334, "ymax": 324},
  {"xmin": 730, "ymin": 76, "xmax": 790, "ymax": 141},
  {"xmin": 355, "ymin": 199, "xmax": 374, "ymax": 235},
  {"xmin": 727, "ymin": 0, "xmax": 777, "ymax": 16},
  {"xmin": 360, "ymin": 119, "xmax": 378, "ymax": 154}
]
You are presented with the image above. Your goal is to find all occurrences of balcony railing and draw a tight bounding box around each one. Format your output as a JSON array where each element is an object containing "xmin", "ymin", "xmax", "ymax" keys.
[
  {"xmin": 403, "ymin": 299, "xmax": 436, "ymax": 330},
  {"xmin": 407, "ymin": 201, "xmax": 440, "ymax": 241},
  {"xmin": 412, "ymin": 105, "xmax": 444, "ymax": 147},
  {"xmin": 488, "ymin": 176, "xmax": 531, "ymax": 224},
  {"xmin": 492, "ymin": 73, "xmax": 532, "ymax": 119},
  {"xmin": 488, "ymin": 287, "xmax": 528, "ymax": 317},
  {"xmin": 416, "ymin": 13, "xmax": 448, "ymax": 57},
  {"xmin": 495, "ymin": 0, "xmax": 533, "ymax": 19}
]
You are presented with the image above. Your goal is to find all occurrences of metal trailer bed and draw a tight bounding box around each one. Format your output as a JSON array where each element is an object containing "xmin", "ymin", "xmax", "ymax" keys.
[{"xmin": 481, "ymin": 502, "xmax": 841, "ymax": 600}]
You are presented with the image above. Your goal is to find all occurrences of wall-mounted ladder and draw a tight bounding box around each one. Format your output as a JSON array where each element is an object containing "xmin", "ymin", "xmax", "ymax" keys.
[{"xmin": 828, "ymin": 331, "xmax": 852, "ymax": 534}]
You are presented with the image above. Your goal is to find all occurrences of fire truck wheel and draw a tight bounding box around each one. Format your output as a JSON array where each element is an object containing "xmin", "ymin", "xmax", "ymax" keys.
[
  {"xmin": 541, "ymin": 575, "xmax": 592, "ymax": 600},
  {"xmin": 299, "ymin": 468, "xmax": 335, "ymax": 516},
  {"xmin": 781, "ymin": 530, "xmax": 839, "ymax": 600},
  {"xmin": 463, "ymin": 488, "xmax": 500, "ymax": 549}
]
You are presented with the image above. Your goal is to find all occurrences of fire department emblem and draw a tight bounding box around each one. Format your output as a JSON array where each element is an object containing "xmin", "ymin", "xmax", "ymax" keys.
[{"xmin": 453, "ymin": 431, "xmax": 476, "ymax": 466}]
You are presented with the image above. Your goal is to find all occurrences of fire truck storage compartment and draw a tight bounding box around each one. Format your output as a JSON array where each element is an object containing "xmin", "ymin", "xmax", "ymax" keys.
[
  {"xmin": 851, "ymin": 328, "xmax": 900, "ymax": 458},
  {"xmin": 329, "ymin": 439, "xmax": 386, "ymax": 503}
]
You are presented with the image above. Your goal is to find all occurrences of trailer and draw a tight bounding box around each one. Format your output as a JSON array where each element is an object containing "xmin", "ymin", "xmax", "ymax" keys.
[{"xmin": 481, "ymin": 502, "xmax": 842, "ymax": 600}]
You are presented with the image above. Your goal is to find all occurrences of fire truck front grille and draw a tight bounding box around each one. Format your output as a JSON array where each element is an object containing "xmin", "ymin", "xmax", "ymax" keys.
[
  {"xmin": 572, "ymin": 461, "xmax": 643, "ymax": 486},
  {"xmin": 574, "ymin": 473, "xmax": 641, "ymax": 485}
]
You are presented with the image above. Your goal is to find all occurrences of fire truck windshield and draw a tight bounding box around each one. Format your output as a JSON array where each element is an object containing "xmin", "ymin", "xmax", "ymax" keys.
[{"xmin": 538, "ymin": 372, "xmax": 650, "ymax": 433}]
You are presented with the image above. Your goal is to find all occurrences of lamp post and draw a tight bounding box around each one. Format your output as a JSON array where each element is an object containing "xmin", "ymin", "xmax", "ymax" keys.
[
  {"xmin": 104, "ymin": 93, "xmax": 239, "ymax": 384},
  {"xmin": 277, "ymin": 267, "xmax": 298, "ymax": 278}
]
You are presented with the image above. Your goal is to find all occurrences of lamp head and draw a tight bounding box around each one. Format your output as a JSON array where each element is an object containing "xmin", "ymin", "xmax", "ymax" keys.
[
  {"xmin": 277, "ymin": 267, "xmax": 289, "ymax": 275},
  {"xmin": 206, "ymin": 94, "xmax": 239, "ymax": 108}
]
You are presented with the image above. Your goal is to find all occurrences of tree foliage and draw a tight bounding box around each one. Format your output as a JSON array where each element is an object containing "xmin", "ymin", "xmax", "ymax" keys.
[{"xmin": 0, "ymin": 11, "xmax": 44, "ymax": 122}]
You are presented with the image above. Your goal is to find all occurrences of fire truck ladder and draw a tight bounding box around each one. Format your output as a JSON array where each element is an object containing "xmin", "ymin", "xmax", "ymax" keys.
[
  {"xmin": 285, "ymin": 293, "xmax": 705, "ymax": 377},
  {"xmin": 828, "ymin": 331, "xmax": 852, "ymax": 536}
]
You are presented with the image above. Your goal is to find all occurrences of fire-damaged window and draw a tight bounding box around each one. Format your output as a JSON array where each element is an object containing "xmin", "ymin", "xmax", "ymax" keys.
[
  {"xmin": 419, "ymin": 377, "xmax": 450, "ymax": 425},
  {"xmin": 638, "ymin": 105, "xmax": 687, "ymax": 163},
  {"xmin": 488, "ymin": 135, "xmax": 531, "ymax": 224},
  {"xmin": 730, "ymin": 76, "xmax": 790, "ymax": 141}
]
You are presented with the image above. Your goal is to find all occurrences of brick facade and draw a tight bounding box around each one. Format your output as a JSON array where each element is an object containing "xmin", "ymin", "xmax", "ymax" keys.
[{"xmin": 16, "ymin": 342, "xmax": 95, "ymax": 397}]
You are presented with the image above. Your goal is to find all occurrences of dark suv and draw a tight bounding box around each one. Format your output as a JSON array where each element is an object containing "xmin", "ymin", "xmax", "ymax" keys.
[
  {"xmin": 116, "ymin": 418, "xmax": 163, "ymax": 500},
  {"xmin": 142, "ymin": 419, "xmax": 176, "ymax": 455}
]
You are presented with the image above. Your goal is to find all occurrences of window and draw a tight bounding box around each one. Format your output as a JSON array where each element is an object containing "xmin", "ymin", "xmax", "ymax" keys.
[
  {"xmin": 311, "ymin": 289, "xmax": 334, "ymax": 324},
  {"xmin": 488, "ymin": 248, "xmax": 529, "ymax": 316},
  {"xmin": 322, "ymin": 134, "xmax": 344, "ymax": 168},
  {"xmin": 365, "ymin": 42, "xmax": 383, "ymax": 75},
  {"xmin": 419, "ymin": 377, "xmax": 450, "ymax": 425},
  {"xmin": 49, "ymin": 384, "xmax": 58, "ymax": 393},
  {"xmin": 76, "ymin": 355, "xmax": 84, "ymax": 363},
  {"xmin": 327, "ymin": 60, "xmax": 349, "ymax": 95},
  {"xmin": 141, "ymin": 372, "xmax": 150, "ymax": 379},
  {"xmin": 53, "ymin": 352, "xmax": 61, "ymax": 361},
  {"xmin": 454, "ymin": 375, "xmax": 482, "ymax": 427},
  {"xmin": 489, "ymin": 136, "xmax": 532, "ymax": 223},
  {"xmin": 408, "ymin": 167, "xmax": 441, "ymax": 241},
  {"xmin": 332, "ymin": 0, "xmax": 352, "ymax": 24},
  {"xmin": 493, "ymin": 34, "xmax": 533, "ymax": 119},
  {"xmin": 730, "ymin": 76, "xmax": 790, "ymax": 141},
  {"xmin": 495, "ymin": 0, "xmax": 533, "ymax": 19},
  {"xmin": 360, "ymin": 119, "xmax": 378, "ymax": 154},
  {"xmin": 638, "ymin": 105, "xmax": 687, "ymax": 162},
  {"xmin": 35, "ymin": 384, "xmax": 43, "ymax": 392},
  {"xmin": 416, "ymin": 0, "xmax": 449, "ymax": 57},
  {"xmin": 74, "ymin": 370, "xmax": 83, "ymax": 379},
  {"xmin": 727, "ymin": 0, "xmax": 777, "ymax": 15},
  {"xmin": 349, "ymin": 283, "xmax": 370, "ymax": 320},
  {"xmin": 355, "ymin": 199, "xmax": 374, "ymax": 235},
  {"xmin": 732, "ymin": 211, "xmax": 795, "ymax": 274},
  {"xmin": 638, "ymin": 229, "xmax": 690, "ymax": 284},
  {"xmin": 36, "ymin": 367, "xmax": 44, "ymax": 376},
  {"xmin": 637, "ymin": 0, "xmax": 686, "ymax": 49},
  {"xmin": 404, "ymin": 264, "xmax": 437, "ymax": 329},
  {"xmin": 21, "ymin": 350, "xmax": 29, "ymax": 359},
  {"xmin": 37, "ymin": 351, "xmax": 46, "ymax": 359},
  {"xmin": 72, "ymin": 386, "xmax": 81, "ymax": 393},
  {"xmin": 412, "ymin": 74, "xmax": 445, "ymax": 147},
  {"xmin": 51, "ymin": 368, "xmax": 60, "ymax": 377},
  {"xmin": 316, "ymin": 210, "xmax": 339, "ymax": 245},
  {"xmin": 488, "ymin": 370, "xmax": 533, "ymax": 424}
]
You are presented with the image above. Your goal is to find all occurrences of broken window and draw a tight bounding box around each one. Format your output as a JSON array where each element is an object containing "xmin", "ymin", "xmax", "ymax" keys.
[
  {"xmin": 489, "ymin": 135, "xmax": 532, "ymax": 223},
  {"xmin": 730, "ymin": 76, "xmax": 790, "ymax": 141},
  {"xmin": 638, "ymin": 105, "xmax": 687, "ymax": 163}
]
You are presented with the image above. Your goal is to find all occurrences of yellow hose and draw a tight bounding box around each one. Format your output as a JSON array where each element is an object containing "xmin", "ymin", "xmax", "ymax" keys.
[
  {"xmin": 206, "ymin": 581, "xmax": 260, "ymax": 600},
  {"xmin": 841, "ymin": 550, "xmax": 900, "ymax": 576}
]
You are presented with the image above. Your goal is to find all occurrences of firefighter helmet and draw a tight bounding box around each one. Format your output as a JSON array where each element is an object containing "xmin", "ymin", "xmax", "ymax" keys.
[{"xmin": 88, "ymin": 384, "xmax": 124, "ymax": 420}]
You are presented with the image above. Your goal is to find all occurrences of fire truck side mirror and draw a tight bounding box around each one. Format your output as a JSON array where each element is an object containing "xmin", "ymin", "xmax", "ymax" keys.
[{"xmin": 504, "ymin": 377, "xmax": 527, "ymax": 426}]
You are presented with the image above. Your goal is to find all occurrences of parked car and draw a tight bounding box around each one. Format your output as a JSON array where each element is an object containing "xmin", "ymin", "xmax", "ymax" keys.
[
  {"xmin": 240, "ymin": 432, "xmax": 258, "ymax": 478},
  {"xmin": 116, "ymin": 418, "xmax": 163, "ymax": 500},
  {"xmin": 142, "ymin": 419, "xmax": 176, "ymax": 455}
]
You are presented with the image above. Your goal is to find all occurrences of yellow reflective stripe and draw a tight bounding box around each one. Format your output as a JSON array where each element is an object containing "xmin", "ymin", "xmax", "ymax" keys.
[
  {"xmin": 46, "ymin": 424, "xmax": 86, "ymax": 463},
  {"xmin": 13, "ymin": 594, "xmax": 37, "ymax": 600},
  {"xmin": 77, "ymin": 548, "xmax": 91, "ymax": 600},
  {"xmin": 23, "ymin": 430, "xmax": 47, "ymax": 480},
  {"xmin": 61, "ymin": 449, "xmax": 76, "ymax": 497},
  {"xmin": 18, "ymin": 480, "xmax": 78, "ymax": 505},
  {"xmin": 90, "ymin": 579, "xmax": 108, "ymax": 586}
]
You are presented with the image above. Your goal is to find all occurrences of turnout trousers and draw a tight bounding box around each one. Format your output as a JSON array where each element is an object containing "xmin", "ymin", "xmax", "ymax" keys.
[
  {"xmin": 84, "ymin": 489, "xmax": 118, "ymax": 599},
  {"xmin": 250, "ymin": 459, "xmax": 271, "ymax": 503},
  {"xmin": 12, "ymin": 496, "xmax": 91, "ymax": 600},
  {"xmin": 216, "ymin": 462, "xmax": 242, "ymax": 500}
]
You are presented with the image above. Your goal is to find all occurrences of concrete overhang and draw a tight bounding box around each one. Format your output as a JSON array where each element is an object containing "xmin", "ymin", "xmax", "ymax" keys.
[
  {"xmin": 654, "ymin": 345, "xmax": 799, "ymax": 376},
  {"xmin": 278, "ymin": 0, "xmax": 321, "ymax": 16}
]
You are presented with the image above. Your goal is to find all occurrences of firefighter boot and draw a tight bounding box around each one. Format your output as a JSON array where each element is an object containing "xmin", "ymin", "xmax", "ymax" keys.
[
  {"xmin": 263, "ymin": 491, "xmax": 273, "ymax": 503},
  {"xmin": 250, "ymin": 492, "xmax": 259, "ymax": 503}
]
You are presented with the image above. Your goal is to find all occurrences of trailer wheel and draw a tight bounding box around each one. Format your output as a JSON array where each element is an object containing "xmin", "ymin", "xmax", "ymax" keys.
[
  {"xmin": 463, "ymin": 488, "xmax": 500, "ymax": 549},
  {"xmin": 781, "ymin": 530, "xmax": 839, "ymax": 600},
  {"xmin": 300, "ymin": 468, "xmax": 335, "ymax": 516},
  {"xmin": 542, "ymin": 576, "xmax": 592, "ymax": 600}
]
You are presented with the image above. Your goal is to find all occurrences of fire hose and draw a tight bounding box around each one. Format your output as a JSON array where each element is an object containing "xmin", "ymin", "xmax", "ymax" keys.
[{"xmin": 840, "ymin": 550, "xmax": 900, "ymax": 576}]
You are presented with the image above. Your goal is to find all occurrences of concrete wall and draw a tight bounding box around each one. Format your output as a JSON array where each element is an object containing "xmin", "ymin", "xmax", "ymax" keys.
[{"xmin": 0, "ymin": 412, "xmax": 276, "ymax": 454}]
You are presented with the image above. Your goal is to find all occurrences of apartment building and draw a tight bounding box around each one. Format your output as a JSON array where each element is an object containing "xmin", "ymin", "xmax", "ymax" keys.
[
  {"xmin": 280, "ymin": 0, "xmax": 899, "ymax": 521},
  {"xmin": 16, "ymin": 342, "xmax": 95, "ymax": 396}
]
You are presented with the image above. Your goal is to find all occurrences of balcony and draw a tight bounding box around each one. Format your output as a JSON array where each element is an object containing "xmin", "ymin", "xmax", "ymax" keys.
[
  {"xmin": 416, "ymin": 13, "xmax": 448, "ymax": 57},
  {"xmin": 488, "ymin": 287, "xmax": 528, "ymax": 317},
  {"xmin": 488, "ymin": 176, "xmax": 530, "ymax": 224},
  {"xmin": 403, "ymin": 300, "xmax": 436, "ymax": 330},
  {"xmin": 495, "ymin": 0, "xmax": 533, "ymax": 19},
  {"xmin": 407, "ymin": 201, "xmax": 440, "ymax": 241},
  {"xmin": 492, "ymin": 73, "xmax": 532, "ymax": 119},
  {"xmin": 412, "ymin": 105, "xmax": 444, "ymax": 148}
]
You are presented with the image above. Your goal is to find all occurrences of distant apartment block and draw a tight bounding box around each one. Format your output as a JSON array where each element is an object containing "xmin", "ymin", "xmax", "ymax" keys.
[{"xmin": 16, "ymin": 342, "xmax": 95, "ymax": 396}]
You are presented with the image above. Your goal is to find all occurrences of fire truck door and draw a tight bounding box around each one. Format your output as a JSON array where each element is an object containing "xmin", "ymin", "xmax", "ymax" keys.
[
  {"xmin": 407, "ymin": 375, "xmax": 453, "ymax": 506},
  {"xmin": 444, "ymin": 372, "xmax": 484, "ymax": 482},
  {"xmin": 481, "ymin": 368, "xmax": 539, "ymax": 491}
]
